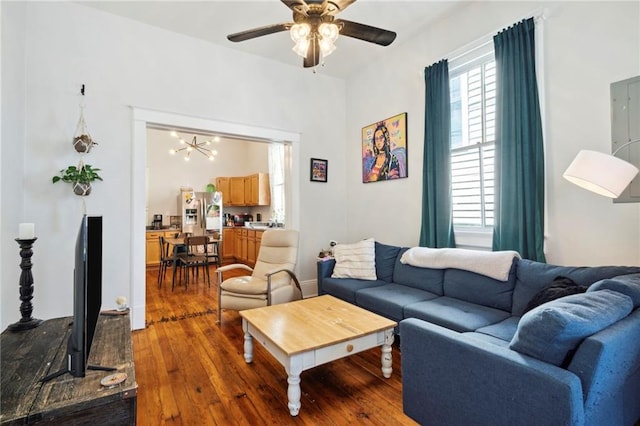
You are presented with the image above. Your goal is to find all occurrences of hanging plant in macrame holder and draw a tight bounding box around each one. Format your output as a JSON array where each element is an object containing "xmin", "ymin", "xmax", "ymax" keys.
[
  {"xmin": 73, "ymin": 182, "xmax": 92, "ymax": 196},
  {"xmin": 73, "ymin": 106, "xmax": 98, "ymax": 154}
]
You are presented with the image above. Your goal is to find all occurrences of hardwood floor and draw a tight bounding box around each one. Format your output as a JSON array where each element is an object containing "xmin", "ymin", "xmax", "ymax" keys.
[{"xmin": 133, "ymin": 266, "xmax": 417, "ymax": 425}]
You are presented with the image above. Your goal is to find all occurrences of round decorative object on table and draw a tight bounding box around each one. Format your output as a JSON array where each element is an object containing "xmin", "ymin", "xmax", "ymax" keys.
[{"xmin": 100, "ymin": 372, "xmax": 128, "ymax": 388}]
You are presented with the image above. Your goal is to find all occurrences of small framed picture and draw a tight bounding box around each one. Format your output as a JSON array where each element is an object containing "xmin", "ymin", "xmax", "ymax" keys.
[{"xmin": 310, "ymin": 158, "xmax": 328, "ymax": 182}]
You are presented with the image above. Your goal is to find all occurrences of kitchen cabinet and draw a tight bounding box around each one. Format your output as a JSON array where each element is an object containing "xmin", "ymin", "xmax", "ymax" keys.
[
  {"xmin": 239, "ymin": 229, "xmax": 248, "ymax": 263},
  {"xmin": 214, "ymin": 177, "xmax": 230, "ymax": 204},
  {"xmin": 214, "ymin": 173, "xmax": 270, "ymax": 207},
  {"xmin": 247, "ymin": 230, "xmax": 257, "ymax": 265},
  {"xmin": 221, "ymin": 228, "xmax": 235, "ymax": 263},
  {"xmin": 229, "ymin": 177, "xmax": 245, "ymax": 206},
  {"xmin": 233, "ymin": 228, "xmax": 244, "ymax": 261},
  {"xmin": 244, "ymin": 176, "xmax": 252, "ymax": 205},
  {"xmin": 231, "ymin": 228, "xmax": 263, "ymax": 266},
  {"xmin": 246, "ymin": 173, "xmax": 271, "ymax": 206},
  {"xmin": 146, "ymin": 230, "xmax": 175, "ymax": 266}
]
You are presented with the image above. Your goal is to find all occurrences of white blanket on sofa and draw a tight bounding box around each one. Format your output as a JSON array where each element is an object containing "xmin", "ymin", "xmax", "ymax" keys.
[{"xmin": 400, "ymin": 247, "xmax": 520, "ymax": 282}]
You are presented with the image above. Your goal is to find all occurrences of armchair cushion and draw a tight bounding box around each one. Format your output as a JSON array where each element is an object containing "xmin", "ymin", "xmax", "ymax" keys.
[
  {"xmin": 220, "ymin": 276, "xmax": 268, "ymax": 295},
  {"xmin": 509, "ymin": 289, "xmax": 633, "ymax": 366},
  {"xmin": 331, "ymin": 238, "xmax": 376, "ymax": 280}
]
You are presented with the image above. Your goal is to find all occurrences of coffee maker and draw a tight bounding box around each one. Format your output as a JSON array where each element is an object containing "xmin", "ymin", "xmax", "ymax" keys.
[{"xmin": 152, "ymin": 214, "xmax": 163, "ymax": 229}]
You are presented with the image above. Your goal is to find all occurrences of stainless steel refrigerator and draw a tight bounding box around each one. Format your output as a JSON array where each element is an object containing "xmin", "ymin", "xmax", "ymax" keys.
[{"xmin": 178, "ymin": 190, "xmax": 223, "ymax": 236}]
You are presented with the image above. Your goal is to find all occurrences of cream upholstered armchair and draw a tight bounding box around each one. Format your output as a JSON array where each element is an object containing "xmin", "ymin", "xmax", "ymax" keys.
[{"xmin": 217, "ymin": 229, "xmax": 302, "ymax": 323}]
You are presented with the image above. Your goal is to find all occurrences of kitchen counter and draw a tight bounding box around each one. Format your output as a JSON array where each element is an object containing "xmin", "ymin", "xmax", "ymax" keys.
[{"xmin": 146, "ymin": 227, "xmax": 180, "ymax": 232}]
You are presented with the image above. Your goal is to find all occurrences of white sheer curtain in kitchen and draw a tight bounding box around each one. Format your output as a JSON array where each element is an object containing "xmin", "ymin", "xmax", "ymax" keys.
[{"xmin": 268, "ymin": 143, "xmax": 285, "ymax": 224}]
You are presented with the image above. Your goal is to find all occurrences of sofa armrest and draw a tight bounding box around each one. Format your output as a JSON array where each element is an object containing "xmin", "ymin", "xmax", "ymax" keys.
[
  {"xmin": 316, "ymin": 258, "xmax": 336, "ymax": 295},
  {"xmin": 400, "ymin": 318, "xmax": 585, "ymax": 426}
]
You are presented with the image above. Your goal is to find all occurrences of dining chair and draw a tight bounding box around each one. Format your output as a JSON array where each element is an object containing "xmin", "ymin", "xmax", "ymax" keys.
[
  {"xmin": 157, "ymin": 236, "xmax": 173, "ymax": 288},
  {"xmin": 217, "ymin": 229, "xmax": 302, "ymax": 323},
  {"xmin": 178, "ymin": 235, "xmax": 212, "ymax": 288}
]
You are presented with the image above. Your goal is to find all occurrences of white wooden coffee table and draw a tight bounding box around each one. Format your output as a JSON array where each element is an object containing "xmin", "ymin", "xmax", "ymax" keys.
[{"xmin": 240, "ymin": 295, "xmax": 397, "ymax": 416}]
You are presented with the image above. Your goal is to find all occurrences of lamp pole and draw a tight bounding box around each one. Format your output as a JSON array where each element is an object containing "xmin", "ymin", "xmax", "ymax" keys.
[{"xmin": 612, "ymin": 138, "xmax": 640, "ymax": 156}]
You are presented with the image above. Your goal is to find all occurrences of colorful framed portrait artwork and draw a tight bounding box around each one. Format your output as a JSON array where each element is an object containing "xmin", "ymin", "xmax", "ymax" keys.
[
  {"xmin": 362, "ymin": 112, "xmax": 408, "ymax": 183},
  {"xmin": 310, "ymin": 158, "xmax": 328, "ymax": 182}
]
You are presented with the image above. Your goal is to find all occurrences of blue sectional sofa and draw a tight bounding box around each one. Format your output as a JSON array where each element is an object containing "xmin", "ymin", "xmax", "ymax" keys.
[{"xmin": 316, "ymin": 241, "xmax": 640, "ymax": 426}]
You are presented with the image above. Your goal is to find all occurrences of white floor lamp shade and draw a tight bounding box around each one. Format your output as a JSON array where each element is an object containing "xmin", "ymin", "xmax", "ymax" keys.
[{"xmin": 563, "ymin": 149, "xmax": 639, "ymax": 198}]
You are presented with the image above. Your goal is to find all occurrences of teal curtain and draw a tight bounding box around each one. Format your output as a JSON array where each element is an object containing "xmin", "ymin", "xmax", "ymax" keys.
[
  {"xmin": 419, "ymin": 60, "xmax": 456, "ymax": 248},
  {"xmin": 492, "ymin": 18, "xmax": 546, "ymax": 262}
]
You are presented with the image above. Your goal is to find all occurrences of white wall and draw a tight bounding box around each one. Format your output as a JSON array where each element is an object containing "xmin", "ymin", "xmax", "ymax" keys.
[
  {"xmin": 0, "ymin": 1, "xmax": 347, "ymax": 329},
  {"xmin": 2, "ymin": 1, "xmax": 639, "ymax": 330},
  {"xmin": 1, "ymin": 2, "xmax": 27, "ymax": 329},
  {"xmin": 145, "ymin": 128, "xmax": 270, "ymax": 225},
  {"xmin": 345, "ymin": 1, "xmax": 640, "ymax": 266}
]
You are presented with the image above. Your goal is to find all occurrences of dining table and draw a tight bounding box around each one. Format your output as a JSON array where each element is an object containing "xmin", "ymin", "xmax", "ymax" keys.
[{"xmin": 164, "ymin": 236, "xmax": 221, "ymax": 290}]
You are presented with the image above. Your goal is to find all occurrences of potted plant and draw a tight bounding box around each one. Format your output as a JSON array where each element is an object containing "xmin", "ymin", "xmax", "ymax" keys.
[{"xmin": 52, "ymin": 163, "xmax": 103, "ymax": 196}]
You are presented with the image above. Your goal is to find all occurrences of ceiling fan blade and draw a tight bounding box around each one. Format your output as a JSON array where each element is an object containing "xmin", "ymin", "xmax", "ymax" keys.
[
  {"xmin": 303, "ymin": 38, "xmax": 320, "ymax": 68},
  {"xmin": 227, "ymin": 23, "xmax": 292, "ymax": 42},
  {"xmin": 336, "ymin": 19, "xmax": 397, "ymax": 46},
  {"xmin": 325, "ymin": 0, "xmax": 357, "ymax": 15}
]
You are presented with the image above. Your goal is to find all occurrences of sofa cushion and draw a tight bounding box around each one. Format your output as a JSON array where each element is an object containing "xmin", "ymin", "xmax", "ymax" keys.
[
  {"xmin": 321, "ymin": 277, "xmax": 386, "ymax": 304},
  {"xmin": 587, "ymin": 273, "xmax": 640, "ymax": 308},
  {"xmin": 463, "ymin": 331, "xmax": 512, "ymax": 348},
  {"xmin": 356, "ymin": 284, "xmax": 438, "ymax": 322},
  {"xmin": 404, "ymin": 297, "xmax": 511, "ymax": 332},
  {"xmin": 475, "ymin": 316, "xmax": 521, "ymax": 342},
  {"xmin": 512, "ymin": 260, "xmax": 640, "ymax": 316},
  {"xmin": 375, "ymin": 241, "xmax": 401, "ymax": 283},
  {"xmin": 524, "ymin": 276, "xmax": 587, "ymax": 314},
  {"xmin": 509, "ymin": 289, "xmax": 633, "ymax": 366},
  {"xmin": 393, "ymin": 248, "xmax": 444, "ymax": 295},
  {"xmin": 331, "ymin": 238, "xmax": 376, "ymax": 280},
  {"xmin": 443, "ymin": 263, "xmax": 516, "ymax": 312}
]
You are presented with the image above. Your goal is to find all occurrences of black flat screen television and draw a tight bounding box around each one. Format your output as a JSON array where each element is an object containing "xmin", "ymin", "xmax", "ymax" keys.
[{"xmin": 42, "ymin": 215, "xmax": 113, "ymax": 382}]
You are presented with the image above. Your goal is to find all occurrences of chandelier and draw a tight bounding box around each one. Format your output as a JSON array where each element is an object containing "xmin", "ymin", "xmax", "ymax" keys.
[
  {"xmin": 290, "ymin": 22, "xmax": 339, "ymax": 61},
  {"xmin": 168, "ymin": 131, "xmax": 218, "ymax": 161}
]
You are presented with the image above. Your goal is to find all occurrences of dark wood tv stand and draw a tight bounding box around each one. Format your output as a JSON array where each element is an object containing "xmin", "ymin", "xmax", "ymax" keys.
[{"xmin": 1, "ymin": 313, "xmax": 137, "ymax": 425}]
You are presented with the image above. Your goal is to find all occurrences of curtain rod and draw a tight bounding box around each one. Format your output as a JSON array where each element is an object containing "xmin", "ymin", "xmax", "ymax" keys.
[{"xmin": 446, "ymin": 7, "xmax": 548, "ymax": 63}]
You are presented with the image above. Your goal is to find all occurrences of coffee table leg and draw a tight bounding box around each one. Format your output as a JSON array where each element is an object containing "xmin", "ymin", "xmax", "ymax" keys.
[
  {"xmin": 242, "ymin": 319, "xmax": 253, "ymax": 364},
  {"xmin": 285, "ymin": 356, "xmax": 303, "ymax": 416},
  {"xmin": 381, "ymin": 329, "xmax": 394, "ymax": 378}
]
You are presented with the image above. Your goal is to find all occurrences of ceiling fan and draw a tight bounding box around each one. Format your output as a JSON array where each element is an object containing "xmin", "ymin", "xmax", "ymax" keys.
[{"xmin": 227, "ymin": 0, "xmax": 397, "ymax": 68}]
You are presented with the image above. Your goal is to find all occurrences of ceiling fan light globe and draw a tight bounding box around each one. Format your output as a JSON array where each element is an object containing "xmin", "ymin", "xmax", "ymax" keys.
[
  {"xmin": 319, "ymin": 39, "xmax": 336, "ymax": 57},
  {"xmin": 209, "ymin": 156, "xmax": 215, "ymax": 161},
  {"xmin": 292, "ymin": 38, "xmax": 310, "ymax": 57},
  {"xmin": 319, "ymin": 23, "xmax": 339, "ymax": 42},
  {"xmin": 169, "ymin": 149, "xmax": 176, "ymax": 155},
  {"xmin": 290, "ymin": 23, "xmax": 311, "ymax": 42}
]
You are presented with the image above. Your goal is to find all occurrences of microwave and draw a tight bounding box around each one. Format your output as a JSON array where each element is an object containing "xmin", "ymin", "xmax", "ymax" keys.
[{"xmin": 233, "ymin": 214, "xmax": 253, "ymax": 226}]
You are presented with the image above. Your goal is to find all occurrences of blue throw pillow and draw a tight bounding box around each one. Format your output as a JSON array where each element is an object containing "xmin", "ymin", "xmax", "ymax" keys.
[
  {"xmin": 509, "ymin": 290, "xmax": 633, "ymax": 366},
  {"xmin": 375, "ymin": 241, "xmax": 401, "ymax": 283},
  {"xmin": 587, "ymin": 273, "xmax": 640, "ymax": 308}
]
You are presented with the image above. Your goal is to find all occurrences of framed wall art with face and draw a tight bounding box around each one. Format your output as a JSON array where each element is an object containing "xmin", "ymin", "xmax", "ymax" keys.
[{"xmin": 362, "ymin": 112, "xmax": 408, "ymax": 183}]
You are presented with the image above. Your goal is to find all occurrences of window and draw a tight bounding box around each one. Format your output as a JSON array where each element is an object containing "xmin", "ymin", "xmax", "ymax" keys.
[
  {"xmin": 268, "ymin": 143, "xmax": 286, "ymax": 223},
  {"xmin": 449, "ymin": 45, "xmax": 496, "ymax": 230}
]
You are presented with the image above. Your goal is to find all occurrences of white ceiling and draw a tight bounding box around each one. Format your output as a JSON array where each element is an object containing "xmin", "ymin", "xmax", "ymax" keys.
[{"xmin": 79, "ymin": 0, "xmax": 465, "ymax": 79}]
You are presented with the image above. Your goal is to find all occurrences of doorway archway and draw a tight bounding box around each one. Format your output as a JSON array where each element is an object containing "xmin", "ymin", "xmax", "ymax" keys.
[{"xmin": 131, "ymin": 108, "xmax": 301, "ymax": 329}]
